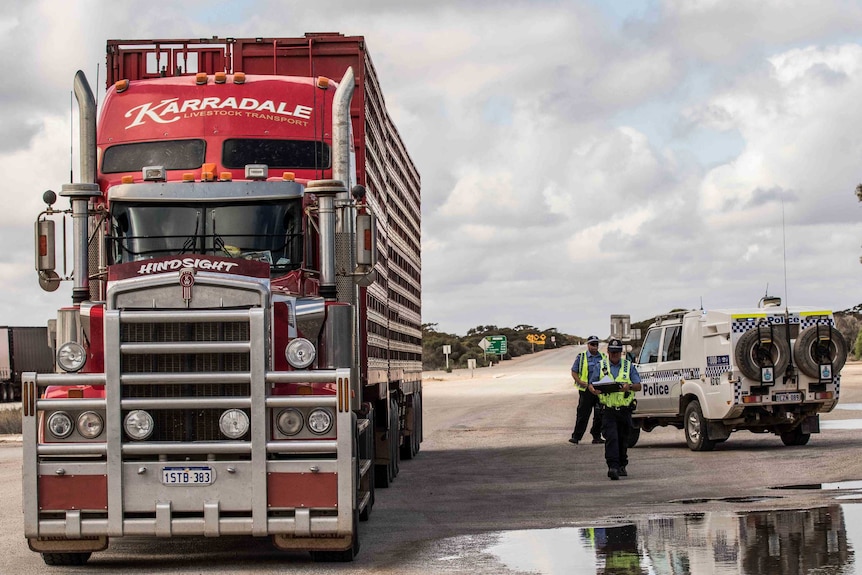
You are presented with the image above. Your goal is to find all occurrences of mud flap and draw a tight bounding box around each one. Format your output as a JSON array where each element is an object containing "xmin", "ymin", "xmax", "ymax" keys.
[
  {"xmin": 801, "ymin": 414, "xmax": 820, "ymax": 434},
  {"xmin": 706, "ymin": 420, "xmax": 731, "ymax": 441},
  {"xmin": 28, "ymin": 536, "xmax": 108, "ymax": 553}
]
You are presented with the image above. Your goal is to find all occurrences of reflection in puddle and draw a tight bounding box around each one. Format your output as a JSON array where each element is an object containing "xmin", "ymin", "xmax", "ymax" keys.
[{"xmin": 471, "ymin": 505, "xmax": 860, "ymax": 574}]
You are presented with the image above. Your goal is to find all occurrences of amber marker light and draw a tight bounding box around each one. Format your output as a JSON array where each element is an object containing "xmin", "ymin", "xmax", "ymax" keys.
[
  {"xmin": 195, "ymin": 73, "xmax": 208, "ymax": 85},
  {"xmin": 115, "ymin": 79, "xmax": 130, "ymax": 93},
  {"xmin": 317, "ymin": 76, "xmax": 331, "ymax": 89},
  {"xmin": 233, "ymin": 72, "xmax": 246, "ymax": 84},
  {"xmin": 182, "ymin": 173, "xmax": 195, "ymax": 182},
  {"xmin": 219, "ymin": 172, "xmax": 232, "ymax": 181},
  {"xmin": 215, "ymin": 72, "xmax": 227, "ymax": 84},
  {"xmin": 282, "ymin": 172, "xmax": 295, "ymax": 181},
  {"xmin": 121, "ymin": 175, "xmax": 134, "ymax": 184}
]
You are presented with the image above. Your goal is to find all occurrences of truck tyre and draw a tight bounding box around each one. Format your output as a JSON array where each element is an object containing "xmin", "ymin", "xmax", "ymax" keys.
[
  {"xmin": 780, "ymin": 426, "xmax": 811, "ymax": 446},
  {"xmin": 311, "ymin": 509, "xmax": 360, "ymax": 562},
  {"xmin": 793, "ymin": 326, "xmax": 848, "ymax": 379},
  {"xmin": 42, "ymin": 552, "xmax": 91, "ymax": 566},
  {"xmin": 735, "ymin": 327, "xmax": 790, "ymax": 381},
  {"xmin": 627, "ymin": 425, "xmax": 641, "ymax": 448},
  {"xmin": 0, "ymin": 383, "xmax": 7, "ymax": 402},
  {"xmin": 389, "ymin": 398, "xmax": 400, "ymax": 480},
  {"xmin": 684, "ymin": 401, "xmax": 716, "ymax": 452},
  {"xmin": 400, "ymin": 395, "xmax": 417, "ymax": 460}
]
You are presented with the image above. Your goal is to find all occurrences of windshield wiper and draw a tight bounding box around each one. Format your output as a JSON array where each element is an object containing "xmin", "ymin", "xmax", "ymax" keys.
[{"xmin": 178, "ymin": 211, "xmax": 201, "ymax": 254}]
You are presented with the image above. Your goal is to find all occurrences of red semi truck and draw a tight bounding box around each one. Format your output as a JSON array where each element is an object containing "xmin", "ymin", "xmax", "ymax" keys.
[{"xmin": 24, "ymin": 34, "xmax": 422, "ymax": 565}]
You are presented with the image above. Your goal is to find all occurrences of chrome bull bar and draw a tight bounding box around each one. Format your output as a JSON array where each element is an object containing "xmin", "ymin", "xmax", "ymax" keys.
[{"xmin": 23, "ymin": 365, "xmax": 355, "ymax": 543}]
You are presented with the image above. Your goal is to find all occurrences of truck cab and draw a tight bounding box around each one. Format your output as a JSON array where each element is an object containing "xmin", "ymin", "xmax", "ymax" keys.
[{"xmin": 631, "ymin": 300, "xmax": 848, "ymax": 451}]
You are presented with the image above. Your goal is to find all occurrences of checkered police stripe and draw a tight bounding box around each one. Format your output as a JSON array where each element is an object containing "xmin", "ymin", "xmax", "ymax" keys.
[
  {"xmin": 705, "ymin": 365, "xmax": 729, "ymax": 378},
  {"xmin": 734, "ymin": 380, "xmax": 742, "ymax": 405},
  {"xmin": 640, "ymin": 368, "xmax": 700, "ymax": 383},
  {"xmin": 800, "ymin": 317, "xmax": 834, "ymax": 330},
  {"xmin": 731, "ymin": 315, "xmax": 794, "ymax": 333}
]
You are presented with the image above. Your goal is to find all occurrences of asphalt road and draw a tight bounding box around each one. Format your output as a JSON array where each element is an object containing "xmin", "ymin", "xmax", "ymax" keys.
[{"xmin": 2, "ymin": 347, "xmax": 862, "ymax": 574}]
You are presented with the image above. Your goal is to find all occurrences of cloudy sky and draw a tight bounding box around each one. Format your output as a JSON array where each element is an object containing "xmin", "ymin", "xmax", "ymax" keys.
[{"xmin": 2, "ymin": 0, "xmax": 862, "ymax": 338}]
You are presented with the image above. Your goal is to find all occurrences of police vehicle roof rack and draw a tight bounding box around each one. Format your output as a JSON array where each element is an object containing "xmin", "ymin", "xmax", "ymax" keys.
[{"xmin": 654, "ymin": 309, "xmax": 692, "ymax": 326}]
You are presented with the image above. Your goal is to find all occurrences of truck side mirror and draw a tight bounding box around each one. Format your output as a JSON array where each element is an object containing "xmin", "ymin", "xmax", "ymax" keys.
[
  {"xmin": 35, "ymin": 219, "xmax": 55, "ymax": 272},
  {"xmin": 356, "ymin": 213, "xmax": 377, "ymax": 268}
]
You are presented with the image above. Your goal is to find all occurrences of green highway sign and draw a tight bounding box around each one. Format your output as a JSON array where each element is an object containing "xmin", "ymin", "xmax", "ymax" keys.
[{"xmin": 481, "ymin": 335, "xmax": 508, "ymax": 355}]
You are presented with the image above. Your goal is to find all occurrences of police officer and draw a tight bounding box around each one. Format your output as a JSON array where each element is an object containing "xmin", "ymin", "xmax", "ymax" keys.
[
  {"xmin": 569, "ymin": 335, "xmax": 606, "ymax": 445},
  {"xmin": 588, "ymin": 338, "xmax": 641, "ymax": 480}
]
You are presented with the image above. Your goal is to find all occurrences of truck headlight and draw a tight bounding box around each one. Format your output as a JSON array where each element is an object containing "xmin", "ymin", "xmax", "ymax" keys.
[
  {"xmin": 219, "ymin": 409, "xmax": 250, "ymax": 439},
  {"xmin": 77, "ymin": 411, "xmax": 104, "ymax": 439},
  {"xmin": 276, "ymin": 408, "xmax": 304, "ymax": 436},
  {"xmin": 307, "ymin": 408, "xmax": 333, "ymax": 435},
  {"xmin": 47, "ymin": 412, "xmax": 74, "ymax": 439},
  {"xmin": 56, "ymin": 341, "xmax": 86, "ymax": 372},
  {"xmin": 285, "ymin": 338, "xmax": 316, "ymax": 369},
  {"xmin": 124, "ymin": 410, "xmax": 154, "ymax": 440}
]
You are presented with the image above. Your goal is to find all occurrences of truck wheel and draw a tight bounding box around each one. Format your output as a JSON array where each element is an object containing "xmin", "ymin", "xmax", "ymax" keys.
[
  {"xmin": 42, "ymin": 552, "xmax": 91, "ymax": 566},
  {"xmin": 780, "ymin": 426, "xmax": 811, "ymax": 446},
  {"xmin": 684, "ymin": 401, "xmax": 716, "ymax": 452},
  {"xmin": 400, "ymin": 395, "xmax": 417, "ymax": 460},
  {"xmin": 311, "ymin": 509, "xmax": 360, "ymax": 562},
  {"xmin": 0, "ymin": 383, "xmax": 7, "ymax": 403},
  {"xmin": 389, "ymin": 398, "xmax": 400, "ymax": 479},
  {"xmin": 793, "ymin": 326, "xmax": 847, "ymax": 379},
  {"xmin": 735, "ymin": 327, "xmax": 790, "ymax": 381},
  {"xmin": 627, "ymin": 425, "xmax": 641, "ymax": 448}
]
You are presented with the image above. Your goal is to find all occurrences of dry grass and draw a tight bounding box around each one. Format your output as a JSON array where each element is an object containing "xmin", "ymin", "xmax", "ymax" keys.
[{"xmin": 0, "ymin": 408, "xmax": 22, "ymax": 434}]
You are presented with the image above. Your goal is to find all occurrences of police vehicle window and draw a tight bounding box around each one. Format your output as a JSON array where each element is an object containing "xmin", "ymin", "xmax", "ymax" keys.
[
  {"xmin": 222, "ymin": 139, "xmax": 331, "ymax": 169},
  {"xmin": 638, "ymin": 329, "xmax": 662, "ymax": 364},
  {"xmin": 662, "ymin": 325, "xmax": 682, "ymax": 362},
  {"xmin": 102, "ymin": 140, "xmax": 206, "ymax": 173}
]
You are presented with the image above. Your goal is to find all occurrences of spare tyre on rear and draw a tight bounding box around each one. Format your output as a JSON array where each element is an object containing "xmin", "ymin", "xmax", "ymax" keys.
[
  {"xmin": 793, "ymin": 326, "xmax": 847, "ymax": 379},
  {"xmin": 734, "ymin": 326, "xmax": 790, "ymax": 381}
]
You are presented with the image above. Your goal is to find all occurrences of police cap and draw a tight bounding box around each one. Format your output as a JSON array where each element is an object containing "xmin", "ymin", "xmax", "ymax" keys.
[{"xmin": 607, "ymin": 338, "xmax": 624, "ymax": 352}]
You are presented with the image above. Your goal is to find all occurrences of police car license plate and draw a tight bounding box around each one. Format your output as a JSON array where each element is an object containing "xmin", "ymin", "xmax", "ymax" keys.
[
  {"xmin": 161, "ymin": 466, "xmax": 214, "ymax": 486},
  {"xmin": 773, "ymin": 392, "xmax": 802, "ymax": 403}
]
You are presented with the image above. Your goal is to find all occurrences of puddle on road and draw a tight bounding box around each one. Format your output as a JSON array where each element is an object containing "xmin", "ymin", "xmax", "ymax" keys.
[{"xmin": 429, "ymin": 505, "xmax": 862, "ymax": 574}]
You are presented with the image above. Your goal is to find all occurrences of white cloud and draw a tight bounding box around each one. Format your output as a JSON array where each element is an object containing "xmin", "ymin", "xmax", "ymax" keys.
[{"xmin": 2, "ymin": 0, "xmax": 861, "ymax": 339}]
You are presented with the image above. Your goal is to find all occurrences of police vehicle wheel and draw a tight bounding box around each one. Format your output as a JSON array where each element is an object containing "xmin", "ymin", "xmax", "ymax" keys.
[
  {"xmin": 793, "ymin": 326, "xmax": 847, "ymax": 379},
  {"xmin": 684, "ymin": 401, "xmax": 716, "ymax": 452},
  {"xmin": 780, "ymin": 426, "xmax": 811, "ymax": 446},
  {"xmin": 627, "ymin": 425, "xmax": 641, "ymax": 448},
  {"xmin": 734, "ymin": 327, "xmax": 790, "ymax": 381}
]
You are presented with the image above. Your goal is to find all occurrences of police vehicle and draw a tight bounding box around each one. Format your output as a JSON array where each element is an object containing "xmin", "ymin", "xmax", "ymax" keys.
[{"xmin": 629, "ymin": 298, "xmax": 848, "ymax": 451}]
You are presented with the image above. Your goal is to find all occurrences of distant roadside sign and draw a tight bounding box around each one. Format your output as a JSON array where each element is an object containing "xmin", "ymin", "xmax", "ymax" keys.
[
  {"xmin": 482, "ymin": 335, "xmax": 508, "ymax": 355},
  {"xmin": 526, "ymin": 334, "xmax": 546, "ymax": 345}
]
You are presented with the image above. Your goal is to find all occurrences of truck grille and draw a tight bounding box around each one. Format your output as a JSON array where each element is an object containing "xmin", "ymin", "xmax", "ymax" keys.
[{"xmin": 119, "ymin": 317, "xmax": 253, "ymax": 443}]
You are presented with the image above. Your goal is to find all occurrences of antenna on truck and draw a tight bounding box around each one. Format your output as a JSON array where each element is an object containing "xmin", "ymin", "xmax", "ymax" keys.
[{"xmin": 69, "ymin": 90, "xmax": 73, "ymax": 183}]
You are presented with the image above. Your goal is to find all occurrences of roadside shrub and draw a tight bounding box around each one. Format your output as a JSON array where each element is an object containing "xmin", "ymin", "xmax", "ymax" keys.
[{"xmin": 0, "ymin": 408, "xmax": 22, "ymax": 434}]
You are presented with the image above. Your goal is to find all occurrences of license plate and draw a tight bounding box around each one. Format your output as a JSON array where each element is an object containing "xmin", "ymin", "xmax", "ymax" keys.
[
  {"xmin": 161, "ymin": 466, "xmax": 215, "ymax": 486},
  {"xmin": 773, "ymin": 392, "xmax": 802, "ymax": 403}
]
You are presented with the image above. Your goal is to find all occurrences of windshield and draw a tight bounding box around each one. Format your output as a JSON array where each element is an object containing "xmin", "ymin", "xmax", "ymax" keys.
[{"xmin": 109, "ymin": 200, "xmax": 303, "ymax": 273}]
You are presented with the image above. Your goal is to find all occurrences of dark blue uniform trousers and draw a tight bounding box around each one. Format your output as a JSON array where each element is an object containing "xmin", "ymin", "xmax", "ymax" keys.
[{"xmin": 601, "ymin": 406, "xmax": 633, "ymax": 470}]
